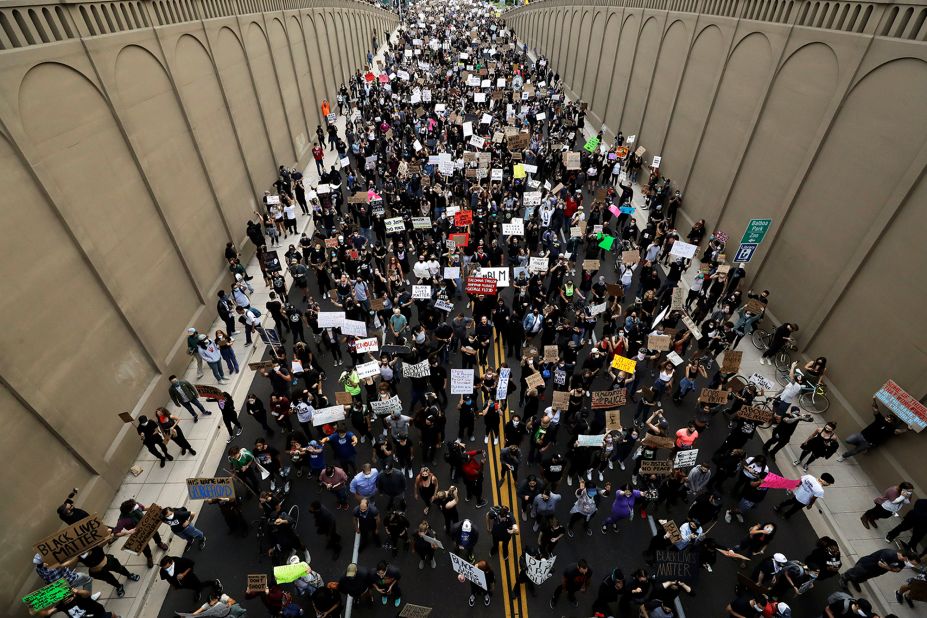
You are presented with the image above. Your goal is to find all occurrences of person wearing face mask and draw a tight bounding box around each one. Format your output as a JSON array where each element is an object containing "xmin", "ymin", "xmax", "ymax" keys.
[
  {"xmin": 159, "ymin": 555, "xmax": 220, "ymax": 603},
  {"xmin": 860, "ymin": 482, "xmax": 914, "ymax": 529},
  {"xmin": 794, "ymin": 422, "xmax": 839, "ymax": 471},
  {"xmin": 136, "ymin": 414, "xmax": 173, "ymax": 468}
]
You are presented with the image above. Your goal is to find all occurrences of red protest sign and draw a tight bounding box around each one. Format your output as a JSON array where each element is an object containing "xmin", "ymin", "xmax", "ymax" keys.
[
  {"xmin": 466, "ymin": 277, "xmax": 498, "ymax": 295},
  {"xmin": 449, "ymin": 232, "xmax": 469, "ymax": 248},
  {"xmin": 454, "ymin": 210, "xmax": 473, "ymax": 226}
]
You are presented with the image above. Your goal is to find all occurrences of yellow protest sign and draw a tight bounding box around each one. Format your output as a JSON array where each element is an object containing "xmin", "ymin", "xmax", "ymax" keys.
[
  {"xmin": 513, "ymin": 164, "xmax": 526, "ymax": 179},
  {"xmin": 610, "ymin": 355, "xmax": 637, "ymax": 374}
]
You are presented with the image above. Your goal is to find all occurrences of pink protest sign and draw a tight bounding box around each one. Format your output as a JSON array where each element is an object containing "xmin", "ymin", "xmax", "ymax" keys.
[
  {"xmin": 608, "ymin": 204, "xmax": 622, "ymax": 218},
  {"xmin": 760, "ymin": 473, "xmax": 800, "ymax": 490}
]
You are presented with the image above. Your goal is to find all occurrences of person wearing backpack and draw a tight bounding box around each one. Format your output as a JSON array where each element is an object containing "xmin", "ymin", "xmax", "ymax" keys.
[{"xmin": 236, "ymin": 305, "xmax": 262, "ymax": 347}]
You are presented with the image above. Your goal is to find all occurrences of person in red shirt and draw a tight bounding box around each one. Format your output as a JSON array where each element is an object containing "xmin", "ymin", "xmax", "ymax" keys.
[
  {"xmin": 675, "ymin": 422, "xmax": 699, "ymax": 451},
  {"xmin": 461, "ymin": 450, "xmax": 487, "ymax": 508},
  {"xmin": 312, "ymin": 143, "xmax": 325, "ymax": 176}
]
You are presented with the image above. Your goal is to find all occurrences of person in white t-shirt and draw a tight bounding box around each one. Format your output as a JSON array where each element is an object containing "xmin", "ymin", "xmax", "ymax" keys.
[{"xmin": 774, "ymin": 473, "xmax": 834, "ymax": 519}]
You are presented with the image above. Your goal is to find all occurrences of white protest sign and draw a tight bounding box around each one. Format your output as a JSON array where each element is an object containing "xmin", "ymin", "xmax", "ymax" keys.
[
  {"xmin": 652, "ymin": 155, "xmax": 662, "ymax": 168},
  {"xmin": 463, "ymin": 122, "xmax": 473, "ymax": 137},
  {"xmin": 266, "ymin": 195, "xmax": 280, "ymax": 205},
  {"xmin": 385, "ymin": 217, "xmax": 406, "ymax": 233},
  {"xmin": 669, "ymin": 241, "xmax": 698, "ymax": 259},
  {"xmin": 626, "ymin": 135, "xmax": 636, "ymax": 144},
  {"xmin": 318, "ymin": 312, "xmax": 346, "ymax": 328},
  {"xmin": 590, "ymin": 302, "xmax": 607, "ymax": 316},
  {"xmin": 449, "ymin": 553, "xmax": 486, "ymax": 590},
  {"xmin": 501, "ymin": 219, "xmax": 524, "ymax": 236},
  {"xmin": 312, "ymin": 405, "xmax": 346, "ymax": 426},
  {"xmin": 525, "ymin": 554, "xmax": 557, "ymax": 586},
  {"xmin": 523, "ymin": 164, "xmax": 538, "ymax": 174},
  {"xmin": 434, "ymin": 299, "xmax": 454, "ymax": 312},
  {"xmin": 355, "ymin": 361, "xmax": 380, "ymax": 379},
  {"xmin": 475, "ymin": 267, "xmax": 509, "ymax": 287},
  {"xmin": 370, "ymin": 395, "xmax": 402, "ymax": 416},
  {"xmin": 451, "ymin": 369, "xmax": 474, "ymax": 395},
  {"xmin": 491, "ymin": 168, "xmax": 503, "ymax": 181},
  {"xmin": 403, "ymin": 360, "xmax": 431, "ymax": 378},
  {"xmin": 412, "ymin": 217, "xmax": 432, "ymax": 230},
  {"xmin": 523, "ymin": 191, "xmax": 542, "ymax": 206},
  {"xmin": 469, "ymin": 135, "xmax": 486, "ymax": 149},
  {"xmin": 529, "ymin": 256, "xmax": 548, "ymax": 273},
  {"xmin": 674, "ymin": 448, "xmax": 699, "ymax": 468},
  {"xmin": 339, "ymin": 156, "xmax": 350, "ymax": 168},
  {"xmin": 576, "ymin": 434, "xmax": 606, "ymax": 447},
  {"xmin": 341, "ymin": 319, "xmax": 368, "ymax": 337},
  {"xmin": 536, "ymin": 112, "xmax": 547, "ymax": 121},
  {"xmin": 355, "ymin": 337, "xmax": 380, "ymax": 353},
  {"xmin": 747, "ymin": 372, "xmax": 776, "ymax": 391},
  {"xmin": 667, "ymin": 351, "xmax": 684, "ymax": 366},
  {"xmin": 681, "ymin": 315, "xmax": 703, "ymax": 340},
  {"xmin": 480, "ymin": 113, "xmax": 493, "ymax": 125},
  {"xmin": 496, "ymin": 367, "xmax": 511, "ymax": 400},
  {"xmin": 473, "ymin": 93, "xmax": 486, "ymax": 103},
  {"xmin": 316, "ymin": 184, "xmax": 331, "ymax": 195},
  {"xmin": 413, "ymin": 139, "xmax": 423, "ymax": 152},
  {"xmin": 443, "ymin": 267, "xmax": 460, "ymax": 280},
  {"xmin": 412, "ymin": 285, "xmax": 432, "ymax": 299}
]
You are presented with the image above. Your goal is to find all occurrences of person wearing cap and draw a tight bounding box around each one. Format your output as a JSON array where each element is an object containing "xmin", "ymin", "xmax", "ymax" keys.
[
  {"xmin": 185, "ymin": 327, "xmax": 205, "ymax": 378},
  {"xmin": 195, "ymin": 333, "xmax": 226, "ymax": 384},
  {"xmin": 774, "ymin": 472, "xmax": 834, "ymax": 519},
  {"xmin": 33, "ymin": 553, "xmax": 94, "ymax": 590},
  {"xmin": 451, "ymin": 519, "xmax": 479, "ymax": 561},
  {"xmin": 753, "ymin": 552, "xmax": 789, "ymax": 588}
]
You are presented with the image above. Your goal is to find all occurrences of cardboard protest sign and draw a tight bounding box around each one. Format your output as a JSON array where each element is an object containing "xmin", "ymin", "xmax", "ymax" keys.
[
  {"xmin": 606, "ymin": 410, "xmax": 622, "ymax": 431},
  {"xmin": 648, "ymin": 335, "xmax": 672, "ymax": 351},
  {"xmin": 451, "ymin": 369, "xmax": 474, "ymax": 395},
  {"xmin": 248, "ymin": 360, "xmax": 276, "ymax": 371},
  {"xmin": 744, "ymin": 298, "xmax": 765, "ymax": 315},
  {"xmin": 543, "ymin": 345, "xmax": 559, "ymax": 362},
  {"xmin": 403, "ymin": 360, "xmax": 431, "ymax": 378},
  {"xmin": 449, "ymin": 553, "xmax": 487, "ymax": 590},
  {"xmin": 525, "ymin": 372, "xmax": 545, "ymax": 390},
  {"xmin": 721, "ymin": 350, "xmax": 743, "ymax": 374},
  {"xmin": 335, "ymin": 391, "xmax": 354, "ymax": 405},
  {"xmin": 671, "ymin": 287, "xmax": 685, "ymax": 311},
  {"xmin": 681, "ymin": 315, "xmax": 703, "ymax": 340},
  {"xmin": 622, "ymin": 250, "xmax": 639, "ymax": 264},
  {"xmin": 35, "ymin": 514, "xmax": 111, "ymax": 566},
  {"xmin": 642, "ymin": 434, "xmax": 676, "ymax": 450},
  {"xmin": 312, "ymin": 405, "xmax": 346, "ymax": 426},
  {"xmin": 582, "ymin": 259, "xmax": 600, "ymax": 271},
  {"xmin": 662, "ymin": 520, "xmax": 683, "ymax": 544},
  {"xmin": 186, "ymin": 477, "xmax": 236, "ymax": 500},
  {"xmin": 22, "ymin": 578, "xmax": 72, "ymax": 612},
  {"xmin": 639, "ymin": 459, "xmax": 673, "ymax": 475},
  {"xmin": 524, "ymin": 553, "xmax": 557, "ymax": 585},
  {"xmin": 551, "ymin": 389, "xmax": 570, "ymax": 411},
  {"xmin": 246, "ymin": 574, "xmax": 268, "ymax": 593},
  {"xmin": 591, "ymin": 389, "xmax": 627, "ymax": 409},
  {"xmin": 118, "ymin": 412, "xmax": 135, "ymax": 423},
  {"xmin": 673, "ymin": 449, "xmax": 699, "ymax": 469},
  {"xmin": 563, "ymin": 151, "xmax": 581, "ymax": 170},
  {"xmin": 399, "ymin": 604, "xmax": 434, "ymax": 618},
  {"xmin": 736, "ymin": 406, "xmax": 774, "ymax": 424},
  {"xmin": 698, "ymin": 388, "xmax": 729, "ymax": 405},
  {"xmin": 122, "ymin": 505, "xmax": 162, "ymax": 555}
]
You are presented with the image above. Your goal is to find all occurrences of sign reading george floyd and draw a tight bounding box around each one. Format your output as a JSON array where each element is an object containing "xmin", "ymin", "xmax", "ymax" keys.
[
  {"xmin": 186, "ymin": 477, "xmax": 236, "ymax": 500},
  {"xmin": 465, "ymin": 276, "xmax": 497, "ymax": 295},
  {"xmin": 35, "ymin": 514, "xmax": 111, "ymax": 566}
]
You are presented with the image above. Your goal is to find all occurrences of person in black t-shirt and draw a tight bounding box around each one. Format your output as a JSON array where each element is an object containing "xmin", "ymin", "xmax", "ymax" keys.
[
  {"xmin": 159, "ymin": 555, "xmax": 219, "ymax": 602},
  {"xmin": 136, "ymin": 415, "xmax": 173, "ymax": 467},
  {"xmin": 36, "ymin": 587, "xmax": 117, "ymax": 618}
]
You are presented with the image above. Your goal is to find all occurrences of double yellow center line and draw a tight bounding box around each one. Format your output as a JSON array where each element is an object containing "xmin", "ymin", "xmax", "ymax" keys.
[{"xmin": 474, "ymin": 323, "xmax": 528, "ymax": 618}]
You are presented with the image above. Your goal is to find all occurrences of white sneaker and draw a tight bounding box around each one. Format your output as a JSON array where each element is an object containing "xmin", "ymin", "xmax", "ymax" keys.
[
  {"xmin": 598, "ymin": 471, "xmax": 604, "ymax": 482},
  {"xmin": 484, "ymin": 436, "xmax": 489, "ymax": 444},
  {"xmin": 586, "ymin": 470, "xmax": 592, "ymax": 481},
  {"xmin": 567, "ymin": 475, "xmax": 573, "ymax": 486},
  {"xmin": 619, "ymin": 461, "xmax": 626, "ymax": 470},
  {"xmin": 608, "ymin": 461, "xmax": 614, "ymax": 470},
  {"xmin": 407, "ymin": 468, "xmax": 413, "ymax": 478},
  {"xmin": 493, "ymin": 437, "xmax": 498, "ymax": 445}
]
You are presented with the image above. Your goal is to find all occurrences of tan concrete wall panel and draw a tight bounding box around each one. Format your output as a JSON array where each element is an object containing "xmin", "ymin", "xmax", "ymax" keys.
[
  {"xmin": 622, "ymin": 15, "xmax": 664, "ymax": 141},
  {"xmin": 245, "ymin": 21, "xmax": 297, "ymax": 165},
  {"xmin": 269, "ymin": 18, "xmax": 310, "ymax": 162},
  {"xmin": 580, "ymin": 10, "xmax": 607, "ymax": 107},
  {"xmin": 287, "ymin": 15, "xmax": 322, "ymax": 136},
  {"xmin": 605, "ymin": 12, "xmax": 640, "ymax": 131},
  {"xmin": 571, "ymin": 10, "xmax": 592, "ymax": 94},
  {"xmin": 172, "ymin": 33, "xmax": 259, "ymax": 225},
  {"xmin": 18, "ymin": 62, "xmax": 200, "ymax": 363},
  {"xmin": 683, "ymin": 32, "xmax": 772, "ymax": 226},
  {"xmin": 213, "ymin": 26, "xmax": 277, "ymax": 185},
  {"xmin": 112, "ymin": 44, "xmax": 229, "ymax": 292},
  {"xmin": 590, "ymin": 11, "xmax": 621, "ymax": 122},
  {"xmin": 638, "ymin": 19, "xmax": 688, "ymax": 153}
]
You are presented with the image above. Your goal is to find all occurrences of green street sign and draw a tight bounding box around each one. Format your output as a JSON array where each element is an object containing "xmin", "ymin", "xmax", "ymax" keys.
[{"xmin": 741, "ymin": 218, "xmax": 772, "ymax": 244}]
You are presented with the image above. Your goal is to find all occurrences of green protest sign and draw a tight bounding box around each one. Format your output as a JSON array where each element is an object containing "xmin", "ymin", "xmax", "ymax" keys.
[
  {"xmin": 23, "ymin": 578, "xmax": 71, "ymax": 612},
  {"xmin": 583, "ymin": 136, "xmax": 600, "ymax": 153},
  {"xmin": 598, "ymin": 234, "xmax": 615, "ymax": 250}
]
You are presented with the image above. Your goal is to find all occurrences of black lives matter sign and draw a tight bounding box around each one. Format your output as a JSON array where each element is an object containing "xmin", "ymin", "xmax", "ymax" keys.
[{"xmin": 34, "ymin": 514, "xmax": 110, "ymax": 566}]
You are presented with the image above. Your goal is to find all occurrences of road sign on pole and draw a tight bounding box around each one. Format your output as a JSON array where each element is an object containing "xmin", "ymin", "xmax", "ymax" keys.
[
  {"xmin": 734, "ymin": 243, "xmax": 758, "ymax": 263},
  {"xmin": 741, "ymin": 219, "xmax": 772, "ymax": 244}
]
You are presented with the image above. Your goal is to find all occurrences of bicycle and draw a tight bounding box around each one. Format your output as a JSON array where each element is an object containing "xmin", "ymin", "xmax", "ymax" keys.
[
  {"xmin": 751, "ymin": 329, "xmax": 797, "ymax": 371},
  {"xmin": 773, "ymin": 367, "xmax": 830, "ymax": 414}
]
